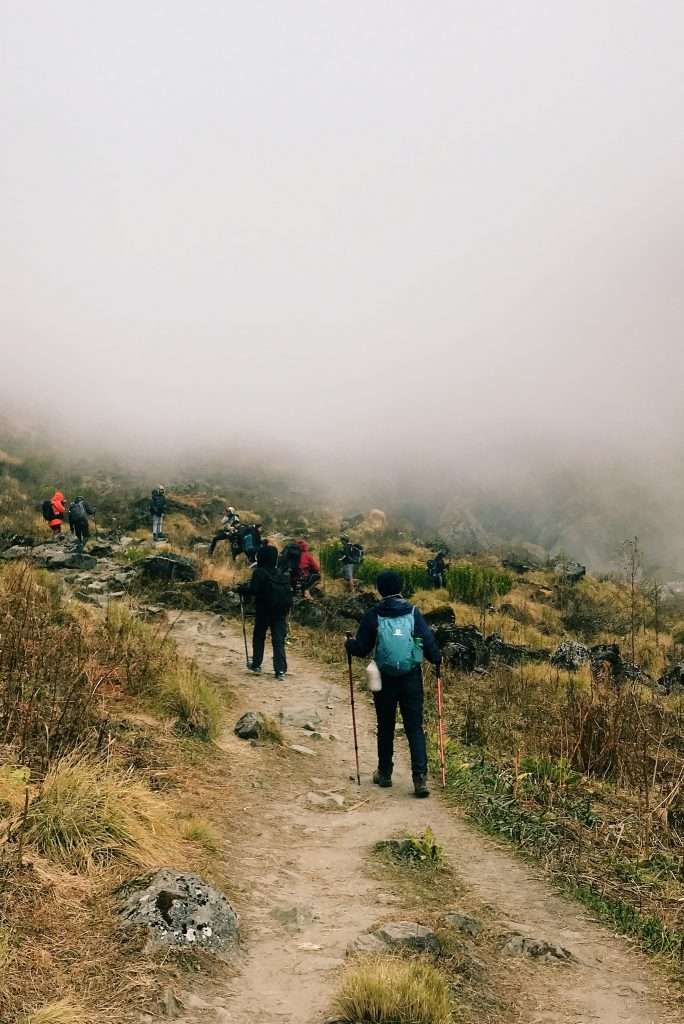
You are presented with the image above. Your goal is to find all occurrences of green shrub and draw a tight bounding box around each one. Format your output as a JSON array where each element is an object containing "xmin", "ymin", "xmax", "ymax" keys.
[
  {"xmin": 356, "ymin": 559, "xmax": 430, "ymax": 597},
  {"xmin": 446, "ymin": 564, "xmax": 512, "ymax": 605}
]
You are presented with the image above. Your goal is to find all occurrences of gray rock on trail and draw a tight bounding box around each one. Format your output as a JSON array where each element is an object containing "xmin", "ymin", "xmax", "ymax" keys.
[
  {"xmin": 289, "ymin": 744, "xmax": 317, "ymax": 757},
  {"xmin": 118, "ymin": 869, "xmax": 239, "ymax": 957},
  {"xmin": 502, "ymin": 933, "xmax": 575, "ymax": 962},
  {"xmin": 1, "ymin": 543, "xmax": 97, "ymax": 571},
  {"xmin": 444, "ymin": 911, "xmax": 482, "ymax": 937},
  {"xmin": 138, "ymin": 553, "xmax": 197, "ymax": 583},
  {"xmin": 374, "ymin": 921, "xmax": 441, "ymax": 954},
  {"xmin": 347, "ymin": 932, "xmax": 388, "ymax": 956},
  {"xmin": 271, "ymin": 904, "xmax": 319, "ymax": 931},
  {"xmin": 234, "ymin": 711, "xmax": 266, "ymax": 740}
]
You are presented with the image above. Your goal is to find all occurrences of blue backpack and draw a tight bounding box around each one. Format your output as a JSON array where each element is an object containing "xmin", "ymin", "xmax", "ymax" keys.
[{"xmin": 375, "ymin": 608, "xmax": 424, "ymax": 676}]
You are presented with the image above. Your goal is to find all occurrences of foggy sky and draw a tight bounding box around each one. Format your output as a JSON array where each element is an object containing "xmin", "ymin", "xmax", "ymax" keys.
[{"xmin": 2, "ymin": 2, "xmax": 683, "ymax": 477}]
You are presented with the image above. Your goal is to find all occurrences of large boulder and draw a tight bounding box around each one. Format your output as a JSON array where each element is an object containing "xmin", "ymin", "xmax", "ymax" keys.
[
  {"xmin": 551, "ymin": 639, "xmax": 591, "ymax": 671},
  {"xmin": 1, "ymin": 543, "xmax": 96, "ymax": 571},
  {"xmin": 118, "ymin": 869, "xmax": 239, "ymax": 957},
  {"xmin": 435, "ymin": 624, "xmax": 487, "ymax": 671},
  {"xmin": 139, "ymin": 554, "xmax": 197, "ymax": 583}
]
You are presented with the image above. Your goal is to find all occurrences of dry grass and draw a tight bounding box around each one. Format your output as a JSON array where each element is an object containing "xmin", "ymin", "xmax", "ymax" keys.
[
  {"xmin": 22, "ymin": 998, "xmax": 89, "ymax": 1024},
  {"xmin": 159, "ymin": 665, "xmax": 224, "ymax": 741},
  {"xmin": 181, "ymin": 815, "xmax": 220, "ymax": 853},
  {"xmin": 334, "ymin": 957, "xmax": 453, "ymax": 1024},
  {"xmin": 22, "ymin": 752, "xmax": 174, "ymax": 872}
]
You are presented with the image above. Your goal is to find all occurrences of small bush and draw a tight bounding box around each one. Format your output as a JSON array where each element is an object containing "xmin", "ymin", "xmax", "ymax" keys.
[
  {"xmin": 160, "ymin": 666, "xmax": 223, "ymax": 741},
  {"xmin": 446, "ymin": 564, "xmax": 512, "ymax": 605},
  {"xmin": 334, "ymin": 957, "xmax": 453, "ymax": 1024},
  {"xmin": 375, "ymin": 827, "xmax": 444, "ymax": 867},
  {"xmin": 23, "ymin": 753, "xmax": 171, "ymax": 871}
]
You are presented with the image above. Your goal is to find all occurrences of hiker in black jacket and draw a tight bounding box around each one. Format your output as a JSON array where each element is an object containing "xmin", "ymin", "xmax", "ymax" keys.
[
  {"xmin": 237, "ymin": 544, "xmax": 292, "ymax": 680},
  {"xmin": 150, "ymin": 487, "xmax": 167, "ymax": 541},
  {"xmin": 346, "ymin": 570, "xmax": 442, "ymax": 798},
  {"xmin": 68, "ymin": 496, "xmax": 96, "ymax": 547}
]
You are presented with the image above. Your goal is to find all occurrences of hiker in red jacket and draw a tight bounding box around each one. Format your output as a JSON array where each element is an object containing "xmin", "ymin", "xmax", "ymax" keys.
[
  {"xmin": 48, "ymin": 491, "xmax": 66, "ymax": 535},
  {"xmin": 297, "ymin": 540, "xmax": 321, "ymax": 599}
]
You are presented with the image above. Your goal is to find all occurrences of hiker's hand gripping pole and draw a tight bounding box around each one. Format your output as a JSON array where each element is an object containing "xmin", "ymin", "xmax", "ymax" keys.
[
  {"xmin": 436, "ymin": 666, "xmax": 447, "ymax": 789},
  {"xmin": 345, "ymin": 632, "xmax": 362, "ymax": 786}
]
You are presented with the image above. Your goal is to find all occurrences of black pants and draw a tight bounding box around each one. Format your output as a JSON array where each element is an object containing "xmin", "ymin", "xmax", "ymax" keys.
[
  {"xmin": 72, "ymin": 519, "xmax": 89, "ymax": 545},
  {"xmin": 209, "ymin": 529, "xmax": 230, "ymax": 555},
  {"xmin": 252, "ymin": 609, "xmax": 288, "ymax": 675},
  {"xmin": 373, "ymin": 667, "xmax": 427, "ymax": 778}
]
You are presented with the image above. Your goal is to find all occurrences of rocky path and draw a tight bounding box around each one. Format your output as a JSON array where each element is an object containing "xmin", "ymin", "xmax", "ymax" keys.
[{"xmin": 166, "ymin": 609, "xmax": 680, "ymax": 1024}]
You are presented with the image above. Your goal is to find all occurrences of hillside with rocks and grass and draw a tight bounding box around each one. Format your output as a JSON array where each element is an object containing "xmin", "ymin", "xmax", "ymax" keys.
[{"xmin": 1, "ymin": 449, "xmax": 683, "ymax": 1024}]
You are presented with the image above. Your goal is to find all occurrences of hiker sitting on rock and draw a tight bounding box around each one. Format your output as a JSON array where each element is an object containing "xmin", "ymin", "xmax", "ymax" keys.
[
  {"xmin": 345, "ymin": 570, "xmax": 442, "ymax": 798},
  {"xmin": 296, "ymin": 540, "xmax": 321, "ymax": 599},
  {"xmin": 150, "ymin": 486, "xmax": 167, "ymax": 541},
  {"xmin": 209, "ymin": 506, "xmax": 241, "ymax": 556},
  {"xmin": 42, "ymin": 491, "xmax": 66, "ymax": 536},
  {"xmin": 237, "ymin": 544, "xmax": 292, "ymax": 681},
  {"xmin": 68, "ymin": 496, "xmax": 96, "ymax": 547}
]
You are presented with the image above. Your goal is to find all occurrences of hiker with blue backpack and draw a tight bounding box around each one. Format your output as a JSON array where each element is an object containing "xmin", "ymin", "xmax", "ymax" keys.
[{"xmin": 345, "ymin": 570, "xmax": 442, "ymax": 798}]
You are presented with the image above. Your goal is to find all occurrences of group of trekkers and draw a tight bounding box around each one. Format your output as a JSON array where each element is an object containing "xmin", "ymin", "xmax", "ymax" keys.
[
  {"xmin": 40, "ymin": 486, "xmax": 444, "ymax": 797},
  {"xmin": 41, "ymin": 490, "xmax": 96, "ymax": 547}
]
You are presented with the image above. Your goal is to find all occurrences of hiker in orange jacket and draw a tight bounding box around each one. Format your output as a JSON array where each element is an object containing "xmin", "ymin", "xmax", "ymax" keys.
[
  {"xmin": 296, "ymin": 540, "xmax": 321, "ymax": 599},
  {"xmin": 48, "ymin": 491, "xmax": 66, "ymax": 535}
]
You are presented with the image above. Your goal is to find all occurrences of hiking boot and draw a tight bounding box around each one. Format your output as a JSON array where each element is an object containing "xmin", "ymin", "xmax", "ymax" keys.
[
  {"xmin": 247, "ymin": 660, "xmax": 262, "ymax": 675},
  {"xmin": 372, "ymin": 770, "xmax": 392, "ymax": 788},
  {"xmin": 413, "ymin": 774, "xmax": 430, "ymax": 799},
  {"xmin": 275, "ymin": 671, "xmax": 285, "ymax": 681}
]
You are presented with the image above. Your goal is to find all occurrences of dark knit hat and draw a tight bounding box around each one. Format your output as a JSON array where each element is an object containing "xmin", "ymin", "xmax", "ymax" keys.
[{"xmin": 377, "ymin": 570, "xmax": 403, "ymax": 597}]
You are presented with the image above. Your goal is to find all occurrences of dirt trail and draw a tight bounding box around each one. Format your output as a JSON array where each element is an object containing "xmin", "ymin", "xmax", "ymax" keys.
[{"xmin": 170, "ymin": 610, "xmax": 679, "ymax": 1024}]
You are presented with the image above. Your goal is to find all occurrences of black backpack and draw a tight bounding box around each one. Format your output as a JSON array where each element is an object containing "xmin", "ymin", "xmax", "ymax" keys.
[
  {"xmin": 41, "ymin": 499, "xmax": 54, "ymax": 521},
  {"xmin": 267, "ymin": 570, "xmax": 294, "ymax": 613},
  {"xmin": 427, "ymin": 558, "xmax": 438, "ymax": 576},
  {"xmin": 279, "ymin": 543, "xmax": 301, "ymax": 574},
  {"xmin": 347, "ymin": 542, "xmax": 364, "ymax": 565}
]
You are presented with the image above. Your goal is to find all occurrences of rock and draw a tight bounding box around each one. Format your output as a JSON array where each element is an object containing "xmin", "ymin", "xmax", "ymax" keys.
[
  {"xmin": 589, "ymin": 643, "xmax": 646, "ymax": 682},
  {"xmin": 423, "ymin": 605, "xmax": 456, "ymax": 628},
  {"xmin": 374, "ymin": 921, "xmax": 441, "ymax": 954},
  {"xmin": 444, "ymin": 912, "xmax": 482, "ymax": 937},
  {"xmin": 88, "ymin": 542, "xmax": 115, "ymax": 557},
  {"xmin": 435, "ymin": 624, "xmax": 487, "ymax": 671},
  {"xmin": 658, "ymin": 663, "xmax": 684, "ymax": 695},
  {"xmin": 280, "ymin": 706, "xmax": 321, "ymax": 728},
  {"xmin": 366, "ymin": 508, "xmax": 387, "ymax": 531},
  {"xmin": 289, "ymin": 745, "xmax": 316, "ymax": 757},
  {"xmin": 302, "ymin": 721, "xmax": 318, "ymax": 732},
  {"xmin": 556, "ymin": 560, "xmax": 586, "ymax": 584},
  {"xmin": 234, "ymin": 711, "xmax": 265, "ymax": 740},
  {"xmin": 347, "ymin": 932, "xmax": 388, "ymax": 955},
  {"xmin": 117, "ymin": 869, "xmax": 239, "ymax": 957},
  {"xmin": 0, "ymin": 543, "xmax": 97, "ymax": 571},
  {"xmin": 551, "ymin": 639, "xmax": 591, "ymax": 671},
  {"xmin": 502, "ymin": 933, "xmax": 574, "ymax": 962},
  {"xmin": 139, "ymin": 554, "xmax": 197, "ymax": 583},
  {"xmin": 502, "ymin": 558, "xmax": 535, "ymax": 574},
  {"xmin": 335, "ymin": 592, "xmax": 377, "ymax": 622},
  {"xmin": 486, "ymin": 633, "xmax": 549, "ymax": 666},
  {"xmin": 291, "ymin": 600, "xmax": 327, "ymax": 627},
  {"xmin": 271, "ymin": 905, "xmax": 318, "ymax": 930}
]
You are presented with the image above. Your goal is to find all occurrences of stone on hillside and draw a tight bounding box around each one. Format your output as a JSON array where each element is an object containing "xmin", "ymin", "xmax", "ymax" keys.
[
  {"xmin": 289, "ymin": 744, "xmax": 317, "ymax": 757},
  {"xmin": 118, "ymin": 869, "xmax": 239, "ymax": 957},
  {"xmin": 658, "ymin": 663, "xmax": 684, "ymax": 695},
  {"xmin": 502, "ymin": 933, "xmax": 574, "ymax": 962},
  {"xmin": 435, "ymin": 624, "xmax": 487, "ymax": 672},
  {"xmin": 88, "ymin": 542, "xmax": 115, "ymax": 557},
  {"xmin": 291, "ymin": 600, "xmax": 327, "ymax": 627},
  {"xmin": 551, "ymin": 640, "xmax": 591, "ymax": 671},
  {"xmin": 486, "ymin": 633, "xmax": 549, "ymax": 666},
  {"xmin": 234, "ymin": 711, "xmax": 265, "ymax": 740},
  {"xmin": 347, "ymin": 932, "xmax": 388, "ymax": 956},
  {"xmin": 185, "ymin": 579, "xmax": 221, "ymax": 605},
  {"xmin": 139, "ymin": 554, "xmax": 197, "ymax": 583},
  {"xmin": 1, "ymin": 543, "xmax": 97, "ymax": 571},
  {"xmin": 423, "ymin": 605, "xmax": 456, "ymax": 628},
  {"xmin": 374, "ymin": 921, "xmax": 441, "ymax": 954},
  {"xmin": 444, "ymin": 912, "xmax": 482, "ymax": 937},
  {"xmin": 556, "ymin": 560, "xmax": 586, "ymax": 584}
]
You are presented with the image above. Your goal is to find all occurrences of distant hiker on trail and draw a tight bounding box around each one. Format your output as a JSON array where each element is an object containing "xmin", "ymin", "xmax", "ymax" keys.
[
  {"xmin": 42, "ymin": 491, "xmax": 66, "ymax": 536},
  {"xmin": 237, "ymin": 544, "xmax": 292, "ymax": 680},
  {"xmin": 209, "ymin": 506, "xmax": 241, "ymax": 556},
  {"xmin": 68, "ymin": 496, "xmax": 96, "ymax": 547},
  {"xmin": 345, "ymin": 569, "xmax": 442, "ymax": 798},
  {"xmin": 296, "ymin": 540, "xmax": 321, "ymax": 599},
  {"xmin": 150, "ymin": 486, "xmax": 167, "ymax": 541},
  {"xmin": 340, "ymin": 536, "xmax": 364, "ymax": 591},
  {"xmin": 427, "ymin": 549, "xmax": 449, "ymax": 589}
]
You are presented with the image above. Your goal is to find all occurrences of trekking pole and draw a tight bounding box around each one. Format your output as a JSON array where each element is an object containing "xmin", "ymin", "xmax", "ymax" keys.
[
  {"xmin": 435, "ymin": 667, "xmax": 447, "ymax": 788},
  {"xmin": 345, "ymin": 633, "xmax": 361, "ymax": 786},
  {"xmin": 239, "ymin": 595, "xmax": 250, "ymax": 667}
]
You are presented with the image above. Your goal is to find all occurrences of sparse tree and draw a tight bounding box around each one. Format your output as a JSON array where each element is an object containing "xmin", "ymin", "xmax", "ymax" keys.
[{"xmin": 621, "ymin": 536, "xmax": 641, "ymax": 668}]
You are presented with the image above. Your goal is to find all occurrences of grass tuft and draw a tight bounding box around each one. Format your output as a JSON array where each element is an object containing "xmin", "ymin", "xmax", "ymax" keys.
[
  {"xmin": 375, "ymin": 827, "xmax": 444, "ymax": 868},
  {"xmin": 159, "ymin": 665, "xmax": 224, "ymax": 741},
  {"xmin": 334, "ymin": 957, "xmax": 453, "ymax": 1024},
  {"xmin": 23, "ymin": 752, "xmax": 172, "ymax": 872},
  {"xmin": 181, "ymin": 816, "xmax": 220, "ymax": 853},
  {"xmin": 22, "ymin": 998, "xmax": 88, "ymax": 1024}
]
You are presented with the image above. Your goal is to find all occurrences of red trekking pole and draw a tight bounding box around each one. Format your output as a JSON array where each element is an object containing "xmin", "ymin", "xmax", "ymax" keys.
[
  {"xmin": 345, "ymin": 633, "xmax": 361, "ymax": 786},
  {"xmin": 436, "ymin": 668, "xmax": 447, "ymax": 788}
]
